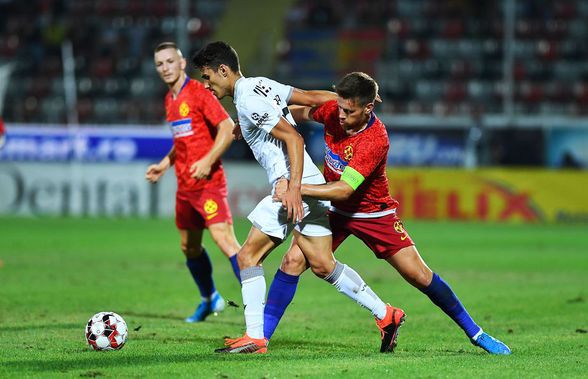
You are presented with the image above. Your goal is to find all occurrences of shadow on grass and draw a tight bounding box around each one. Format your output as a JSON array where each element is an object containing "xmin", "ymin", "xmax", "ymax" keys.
[
  {"xmin": 3, "ymin": 346, "xmax": 480, "ymax": 374},
  {"xmin": 118, "ymin": 311, "xmax": 184, "ymax": 321},
  {"xmin": 119, "ymin": 310, "xmax": 244, "ymax": 327},
  {"xmin": 2, "ymin": 348, "xmax": 347, "ymax": 373},
  {"xmin": 2, "ymin": 331, "xmax": 481, "ymax": 374},
  {"xmin": 0, "ymin": 323, "xmax": 80, "ymax": 333},
  {"xmin": 3, "ymin": 352, "xmax": 224, "ymax": 373}
]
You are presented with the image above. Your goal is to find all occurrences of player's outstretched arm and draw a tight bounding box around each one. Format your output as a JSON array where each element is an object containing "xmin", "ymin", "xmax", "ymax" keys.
[
  {"xmin": 274, "ymin": 164, "xmax": 365, "ymax": 202},
  {"xmin": 304, "ymin": 165, "xmax": 364, "ymax": 201},
  {"xmin": 301, "ymin": 180, "xmax": 355, "ymax": 201},
  {"xmin": 273, "ymin": 178, "xmax": 355, "ymax": 203},
  {"xmin": 190, "ymin": 117, "xmax": 235, "ymax": 179},
  {"xmin": 288, "ymin": 105, "xmax": 315, "ymax": 125},
  {"xmin": 289, "ymin": 88, "xmax": 337, "ymax": 107},
  {"xmin": 145, "ymin": 146, "xmax": 175, "ymax": 183},
  {"xmin": 270, "ymin": 117, "xmax": 305, "ymax": 223}
]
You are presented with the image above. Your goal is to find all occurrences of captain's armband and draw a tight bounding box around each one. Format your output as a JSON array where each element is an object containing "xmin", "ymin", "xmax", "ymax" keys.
[{"xmin": 340, "ymin": 166, "xmax": 364, "ymax": 191}]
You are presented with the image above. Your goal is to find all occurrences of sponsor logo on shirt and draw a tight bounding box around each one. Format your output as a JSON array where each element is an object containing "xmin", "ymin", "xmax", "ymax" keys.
[
  {"xmin": 170, "ymin": 118, "xmax": 193, "ymax": 138},
  {"xmin": 251, "ymin": 112, "xmax": 269, "ymax": 128},
  {"xmin": 325, "ymin": 146, "xmax": 348, "ymax": 174},
  {"xmin": 179, "ymin": 102, "xmax": 190, "ymax": 117}
]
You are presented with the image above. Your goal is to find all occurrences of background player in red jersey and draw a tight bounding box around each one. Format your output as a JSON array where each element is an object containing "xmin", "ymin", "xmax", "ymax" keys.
[
  {"xmin": 146, "ymin": 42, "xmax": 241, "ymax": 323},
  {"xmin": 267, "ymin": 72, "xmax": 511, "ymax": 354}
]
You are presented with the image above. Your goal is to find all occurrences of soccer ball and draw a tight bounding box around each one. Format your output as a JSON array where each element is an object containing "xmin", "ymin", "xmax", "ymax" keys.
[{"xmin": 85, "ymin": 312, "xmax": 128, "ymax": 351}]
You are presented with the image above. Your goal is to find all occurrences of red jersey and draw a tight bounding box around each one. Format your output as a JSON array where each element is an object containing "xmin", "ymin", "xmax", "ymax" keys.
[
  {"xmin": 312, "ymin": 100, "xmax": 398, "ymax": 216},
  {"xmin": 165, "ymin": 78, "xmax": 229, "ymax": 193}
]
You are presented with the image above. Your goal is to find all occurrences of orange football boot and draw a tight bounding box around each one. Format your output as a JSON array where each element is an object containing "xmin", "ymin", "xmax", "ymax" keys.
[
  {"xmin": 215, "ymin": 333, "xmax": 268, "ymax": 354},
  {"xmin": 375, "ymin": 304, "xmax": 406, "ymax": 353}
]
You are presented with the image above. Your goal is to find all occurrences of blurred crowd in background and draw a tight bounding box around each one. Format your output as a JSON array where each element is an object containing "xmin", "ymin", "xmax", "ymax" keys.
[
  {"xmin": 0, "ymin": 0, "xmax": 227, "ymax": 124},
  {"xmin": 0, "ymin": 0, "xmax": 587, "ymax": 168}
]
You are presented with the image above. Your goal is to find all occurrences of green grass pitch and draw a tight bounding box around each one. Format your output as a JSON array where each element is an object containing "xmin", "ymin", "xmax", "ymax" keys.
[{"xmin": 0, "ymin": 217, "xmax": 586, "ymax": 378}]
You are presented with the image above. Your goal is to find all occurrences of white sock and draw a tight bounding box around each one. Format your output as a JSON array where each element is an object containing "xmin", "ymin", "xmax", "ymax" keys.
[
  {"xmin": 240, "ymin": 266, "xmax": 266, "ymax": 339},
  {"xmin": 325, "ymin": 262, "xmax": 387, "ymax": 320}
]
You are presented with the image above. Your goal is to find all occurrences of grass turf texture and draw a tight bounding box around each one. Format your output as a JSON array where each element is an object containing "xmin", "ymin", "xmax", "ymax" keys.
[{"xmin": 0, "ymin": 217, "xmax": 586, "ymax": 378}]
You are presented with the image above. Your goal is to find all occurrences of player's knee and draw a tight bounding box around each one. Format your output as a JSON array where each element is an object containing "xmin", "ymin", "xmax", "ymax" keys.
[
  {"xmin": 182, "ymin": 244, "xmax": 202, "ymax": 259},
  {"xmin": 281, "ymin": 251, "xmax": 307, "ymax": 275},
  {"xmin": 406, "ymin": 268, "xmax": 433, "ymax": 289},
  {"xmin": 310, "ymin": 263, "xmax": 332, "ymax": 279},
  {"xmin": 236, "ymin": 251, "xmax": 256, "ymax": 270}
]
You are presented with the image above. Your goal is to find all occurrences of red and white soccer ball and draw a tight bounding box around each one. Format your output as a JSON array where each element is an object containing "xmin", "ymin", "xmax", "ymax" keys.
[{"xmin": 85, "ymin": 312, "xmax": 128, "ymax": 351}]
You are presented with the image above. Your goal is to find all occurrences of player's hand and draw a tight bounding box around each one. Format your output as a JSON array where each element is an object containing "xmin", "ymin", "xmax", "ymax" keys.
[
  {"xmin": 272, "ymin": 177, "xmax": 289, "ymax": 202},
  {"xmin": 282, "ymin": 184, "xmax": 304, "ymax": 224},
  {"xmin": 190, "ymin": 157, "xmax": 212, "ymax": 179},
  {"xmin": 232, "ymin": 119, "xmax": 243, "ymax": 141},
  {"xmin": 145, "ymin": 163, "xmax": 166, "ymax": 183}
]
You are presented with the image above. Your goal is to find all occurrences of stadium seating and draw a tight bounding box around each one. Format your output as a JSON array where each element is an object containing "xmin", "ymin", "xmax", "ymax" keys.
[
  {"xmin": 277, "ymin": 0, "xmax": 588, "ymax": 116},
  {"xmin": 2, "ymin": 0, "xmax": 588, "ymax": 122},
  {"xmin": 0, "ymin": 0, "xmax": 228, "ymax": 124}
]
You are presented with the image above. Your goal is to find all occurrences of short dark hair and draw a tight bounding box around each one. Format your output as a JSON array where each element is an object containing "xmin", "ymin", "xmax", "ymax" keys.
[
  {"xmin": 334, "ymin": 72, "xmax": 379, "ymax": 106},
  {"xmin": 191, "ymin": 41, "xmax": 240, "ymax": 72},
  {"xmin": 154, "ymin": 42, "xmax": 183, "ymax": 57}
]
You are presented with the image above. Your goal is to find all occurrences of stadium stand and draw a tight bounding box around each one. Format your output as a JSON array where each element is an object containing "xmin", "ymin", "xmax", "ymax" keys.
[
  {"xmin": 277, "ymin": 0, "xmax": 588, "ymax": 116},
  {"xmin": 0, "ymin": 0, "xmax": 228, "ymax": 124},
  {"xmin": 1, "ymin": 0, "xmax": 588, "ymax": 124}
]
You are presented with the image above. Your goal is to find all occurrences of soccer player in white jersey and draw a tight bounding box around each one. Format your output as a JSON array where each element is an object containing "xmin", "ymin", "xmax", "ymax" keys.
[{"xmin": 192, "ymin": 41, "xmax": 405, "ymax": 354}]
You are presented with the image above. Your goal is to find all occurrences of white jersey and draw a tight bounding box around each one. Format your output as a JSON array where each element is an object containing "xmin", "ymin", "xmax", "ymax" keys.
[{"xmin": 233, "ymin": 76, "xmax": 323, "ymax": 186}]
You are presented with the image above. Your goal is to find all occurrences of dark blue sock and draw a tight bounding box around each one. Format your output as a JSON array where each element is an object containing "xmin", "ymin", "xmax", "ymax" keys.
[
  {"xmin": 264, "ymin": 269, "xmax": 300, "ymax": 340},
  {"xmin": 420, "ymin": 273, "xmax": 481, "ymax": 339},
  {"xmin": 186, "ymin": 248, "xmax": 216, "ymax": 299},
  {"xmin": 229, "ymin": 254, "xmax": 241, "ymax": 282}
]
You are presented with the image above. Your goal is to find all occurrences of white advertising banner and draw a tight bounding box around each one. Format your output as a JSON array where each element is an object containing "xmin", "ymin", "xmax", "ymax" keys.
[{"xmin": 0, "ymin": 162, "xmax": 270, "ymax": 218}]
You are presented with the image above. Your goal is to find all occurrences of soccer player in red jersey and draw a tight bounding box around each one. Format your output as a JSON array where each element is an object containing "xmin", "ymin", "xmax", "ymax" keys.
[
  {"xmin": 267, "ymin": 72, "xmax": 511, "ymax": 354},
  {"xmin": 193, "ymin": 42, "xmax": 404, "ymax": 354},
  {"xmin": 146, "ymin": 42, "xmax": 241, "ymax": 323}
]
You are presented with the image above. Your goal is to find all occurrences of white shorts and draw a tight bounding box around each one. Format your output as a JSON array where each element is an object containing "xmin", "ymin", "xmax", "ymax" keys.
[{"xmin": 247, "ymin": 195, "xmax": 332, "ymax": 240}]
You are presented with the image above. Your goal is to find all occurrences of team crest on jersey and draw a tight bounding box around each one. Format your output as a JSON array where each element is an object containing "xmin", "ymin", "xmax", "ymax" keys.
[
  {"xmin": 343, "ymin": 145, "xmax": 353, "ymax": 161},
  {"xmin": 203, "ymin": 199, "xmax": 219, "ymax": 220},
  {"xmin": 393, "ymin": 221, "xmax": 404, "ymax": 234},
  {"xmin": 179, "ymin": 102, "xmax": 190, "ymax": 117}
]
